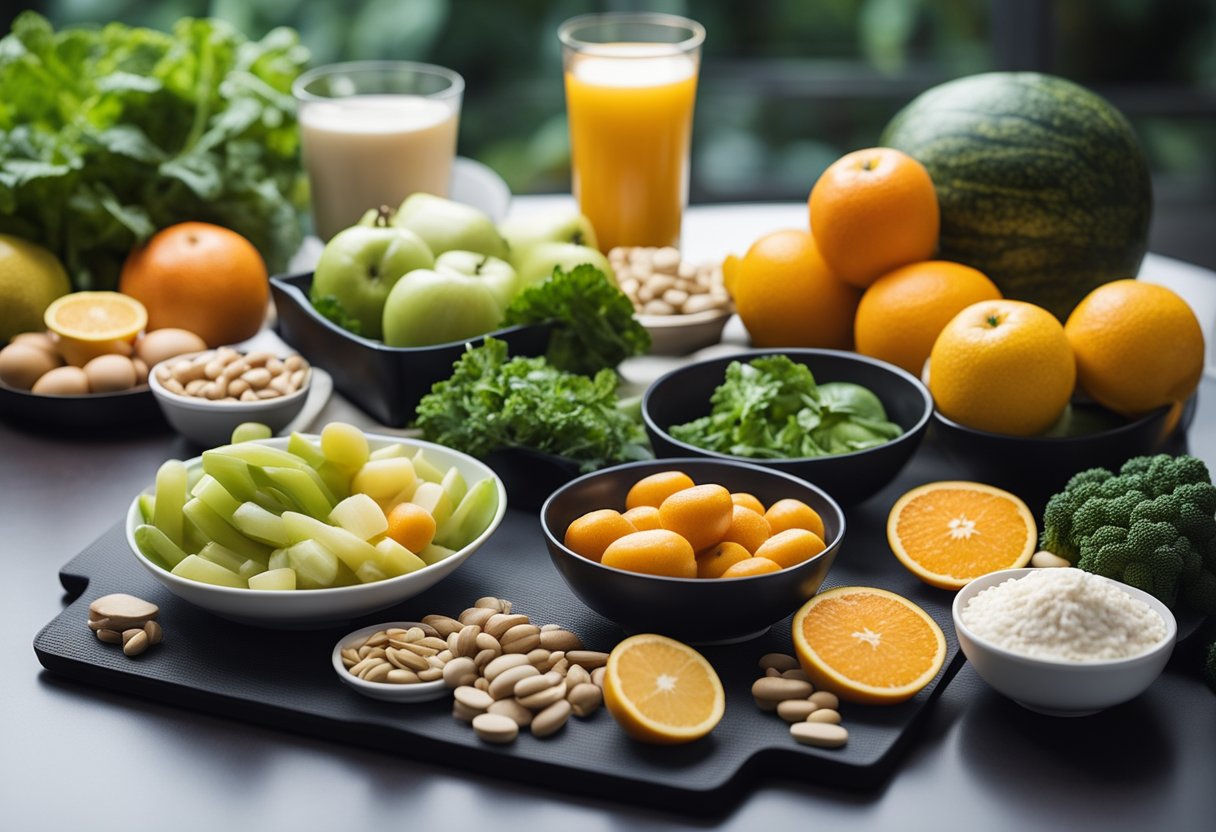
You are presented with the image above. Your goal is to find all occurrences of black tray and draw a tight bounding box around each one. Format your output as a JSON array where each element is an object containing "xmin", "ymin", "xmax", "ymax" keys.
[
  {"xmin": 33, "ymin": 439, "xmax": 970, "ymax": 815},
  {"xmin": 0, "ymin": 381, "xmax": 166, "ymax": 433}
]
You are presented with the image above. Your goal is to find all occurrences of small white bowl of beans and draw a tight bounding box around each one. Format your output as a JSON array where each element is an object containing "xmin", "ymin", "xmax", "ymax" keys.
[
  {"xmin": 332, "ymin": 621, "xmax": 450, "ymax": 703},
  {"xmin": 149, "ymin": 348, "xmax": 311, "ymax": 446}
]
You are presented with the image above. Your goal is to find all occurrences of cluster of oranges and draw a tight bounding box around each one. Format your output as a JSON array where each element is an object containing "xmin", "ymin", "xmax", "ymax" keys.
[
  {"xmin": 725, "ymin": 147, "xmax": 1206, "ymax": 437},
  {"xmin": 563, "ymin": 470, "xmax": 829, "ymax": 579}
]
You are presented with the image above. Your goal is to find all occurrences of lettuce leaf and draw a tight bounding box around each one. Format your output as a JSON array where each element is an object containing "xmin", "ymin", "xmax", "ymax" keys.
[{"xmin": 0, "ymin": 12, "xmax": 308, "ymax": 290}]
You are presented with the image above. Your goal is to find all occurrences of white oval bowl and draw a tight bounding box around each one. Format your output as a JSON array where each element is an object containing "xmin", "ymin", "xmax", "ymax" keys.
[
  {"xmin": 331, "ymin": 621, "xmax": 450, "ymax": 703},
  {"xmin": 952, "ymin": 567, "xmax": 1177, "ymax": 716},
  {"xmin": 126, "ymin": 434, "xmax": 508, "ymax": 628}
]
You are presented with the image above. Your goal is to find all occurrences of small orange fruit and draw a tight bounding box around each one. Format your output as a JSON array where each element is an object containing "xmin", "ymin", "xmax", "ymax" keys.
[
  {"xmin": 887, "ymin": 481, "xmax": 1036, "ymax": 590},
  {"xmin": 792, "ymin": 586, "xmax": 946, "ymax": 705},
  {"xmin": 720, "ymin": 505, "xmax": 771, "ymax": 553},
  {"xmin": 764, "ymin": 498, "xmax": 825, "ymax": 540},
  {"xmin": 929, "ymin": 299, "xmax": 1076, "ymax": 436},
  {"xmin": 564, "ymin": 509, "xmax": 637, "ymax": 563},
  {"xmin": 731, "ymin": 229, "xmax": 860, "ymax": 349},
  {"xmin": 730, "ymin": 492, "xmax": 765, "ymax": 515},
  {"xmin": 119, "ymin": 222, "xmax": 268, "ymax": 347},
  {"xmin": 625, "ymin": 470, "xmax": 695, "ymax": 510},
  {"xmin": 754, "ymin": 528, "xmax": 825, "ymax": 568},
  {"xmin": 854, "ymin": 260, "xmax": 1002, "ymax": 376},
  {"xmin": 602, "ymin": 633, "xmax": 725, "ymax": 744},
  {"xmin": 808, "ymin": 147, "xmax": 940, "ymax": 289},
  {"xmin": 721, "ymin": 557, "xmax": 782, "ymax": 578},
  {"xmin": 44, "ymin": 291, "xmax": 148, "ymax": 365},
  {"xmin": 601, "ymin": 529, "xmax": 696, "ymax": 578},
  {"xmin": 658, "ymin": 484, "xmax": 733, "ymax": 551},
  {"xmin": 1064, "ymin": 279, "xmax": 1205, "ymax": 417},
  {"xmin": 384, "ymin": 502, "xmax": 437, "ymax": 553},
  {"xmin": 695, "ymin": 541, "xmax": 753, "ymax": 579},
  {"xmin": 622, "ymin": 505, "xmax": 662, "ymax": 531}
]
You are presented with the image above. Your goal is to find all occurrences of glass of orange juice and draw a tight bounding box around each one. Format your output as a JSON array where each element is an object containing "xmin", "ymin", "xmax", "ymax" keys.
[
  {"xmin": 294, "ymin": 62, "xmax": 464, "ymax": 241},
  {"xmin": 559, "ymin": 13, "xmax": 705, "ymax": 253}
]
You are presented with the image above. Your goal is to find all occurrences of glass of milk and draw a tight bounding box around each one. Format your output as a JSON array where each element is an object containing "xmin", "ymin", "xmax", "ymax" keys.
[{"xmin": 293, "ymin": 61, "xmax": 464, "ymax": 241}]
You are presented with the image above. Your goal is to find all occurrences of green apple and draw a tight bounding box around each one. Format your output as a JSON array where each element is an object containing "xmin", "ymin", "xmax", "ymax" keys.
[
  {"xmin": 382, "ymin": 268, "xmax": 504, "ymax": 347},
  {"xmin": 392, "ymin": 193, "xmax": 508, "ymax": 259},
  {"xmin": 434, "ymin": 251, "xmax": 520, "ymax": 310},
  {"xmin": 499, "ymin": 211, "xmax": 599, "ymax": 261},
  {"xmin": 311, "ymin": 226, "xmax": 434, "ymax": 340},
  {"xmin": 514, "ymin": 241, "xmax": 614, "ymax": 289}
]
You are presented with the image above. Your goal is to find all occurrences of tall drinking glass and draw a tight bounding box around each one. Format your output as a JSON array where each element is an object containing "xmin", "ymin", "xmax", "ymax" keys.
[
  {"xmin": 559, "ymin": 13, "xmax": 704, "ymax": 253},
  {"xmin": 293, "ymin": 61, "xmax": 464, "ymax": 241}
]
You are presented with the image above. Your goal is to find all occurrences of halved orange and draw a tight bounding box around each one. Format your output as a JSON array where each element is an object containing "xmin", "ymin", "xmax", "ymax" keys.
[
  {"xmin": 45, "ymin": 291, "xmax": 147, "ymax": 365},
  {"xmin": 602, "ymin": 633, "xmax": 725, "ymax": 744},
  {"xmin": 887, "ymin": 481, "xmax": 1036, "ymax": 589},
  {"xmin": 792, "ymin": 586, "xmax": 946, "ymax": 705}
]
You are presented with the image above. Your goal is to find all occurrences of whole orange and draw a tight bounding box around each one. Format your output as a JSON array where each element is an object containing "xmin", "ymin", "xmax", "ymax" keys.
[
  {"xmin": 731, "ymin": 229, "xmax": 860, "ymax": 349},
  {"xmin": 854, "ymin": 260, "xmax": 1002, "ymax": 376},
  {"xmin": 119, "ymin": 222, "xmax": 268, "ymax": 347},
  {"xmin": 1064, "ymin": 279, "xmax": 1205, "ymax": 417},
  {"xmin": 929, "ymin": 299, "xmax": 1075, "ymax": 436},
  {"xmin": 808, "ymin": 147, "xmax": 940, "ymax": 289}
]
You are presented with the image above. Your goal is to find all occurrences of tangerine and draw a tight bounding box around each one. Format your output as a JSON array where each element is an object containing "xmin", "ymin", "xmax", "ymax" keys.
[
  {"xmin": 625, "ymin": 470, "xmax": 695, "ymax": 510},
  {"xmin": 602, "ymin": 634, "xmax": 725, "ymax": 744},
  {"xmin": 564, "ymin": 509, "xmax": 637, "ymax": 563},
  {"xmin": 601, "ymin": 529, "xmax": 696, "ymax": 578},
  {"xmin": 658, "ymin": 484, "xmax": 733, "ymax": 551}
]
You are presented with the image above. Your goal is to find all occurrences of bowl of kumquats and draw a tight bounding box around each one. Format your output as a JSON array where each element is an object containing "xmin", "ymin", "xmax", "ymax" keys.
[{"xmin": 540, "ymin": 458, "xmax": 845, "ymax": 643}]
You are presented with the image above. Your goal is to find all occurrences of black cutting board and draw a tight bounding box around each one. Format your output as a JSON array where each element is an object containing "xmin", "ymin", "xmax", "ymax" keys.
[{"xmin": 34, "ymin": 444, "xmax": 969, "ymax": 814}]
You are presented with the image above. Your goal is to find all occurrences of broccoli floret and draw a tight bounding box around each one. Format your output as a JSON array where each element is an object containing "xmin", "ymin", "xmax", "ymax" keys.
[{"xmin": 1040, "ymin": 454, "xmax": 1216, "ymax": 615}]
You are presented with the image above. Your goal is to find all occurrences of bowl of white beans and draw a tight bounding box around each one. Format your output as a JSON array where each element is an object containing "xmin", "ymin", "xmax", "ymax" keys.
[{"xmin": 148, "ymin": 348, "xmax": 312, "ymax": 446}]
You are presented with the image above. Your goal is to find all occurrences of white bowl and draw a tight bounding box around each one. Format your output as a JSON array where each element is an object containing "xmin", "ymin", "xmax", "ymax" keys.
[
  {"xmin": 125, "ymin": 434, "xmax": 508, "ymax": 628},
  {"xmin": 638, "ymin": 308, "xmax": 733, "ymax": 356},
  {"xmin": 331, "ymin": 621, "xmax": 450, "ymax": 703},
  {"xmin": 148, "ymin": 352, "xmax": 311, "ymax": 447},
  {"xmin": 952, "ymin": 568, "xmax": 1177, "ymax": 716}
]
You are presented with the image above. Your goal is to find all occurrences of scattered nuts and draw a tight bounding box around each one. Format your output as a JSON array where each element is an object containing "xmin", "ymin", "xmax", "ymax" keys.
[
  {"xmin": 790, "ymin": 721, "xmax": 849, "ymax": 748},
  {"xmin": 88, "ymin": 593, "xmax": 161, "ymax": 658},
  {"xmin": 754, "ymin": 652, "xmax": 847, "ymax": 749}
]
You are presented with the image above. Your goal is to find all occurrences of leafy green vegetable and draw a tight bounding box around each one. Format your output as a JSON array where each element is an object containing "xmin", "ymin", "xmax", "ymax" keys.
[
  {"xmin": 669, "ymin": 355, "xmax": 903, "ymax": 459},
  {"xmin": 415, "ymin": 337, "xmax": 651, "ymax": 473},
  {"xmin": 1040, "ymin": 453, "xmax": 1216, "ymax": 613},
  {"xmin": 311, "ymin": 294, "xmax": 362, "ymax": 336},
  {"xmin": 500, "ymin": 264, "xmax": 650, "ymax": 376},
  {"xmin": 0, "ymin": 12, "xmax": 308, "ymax": 290}
]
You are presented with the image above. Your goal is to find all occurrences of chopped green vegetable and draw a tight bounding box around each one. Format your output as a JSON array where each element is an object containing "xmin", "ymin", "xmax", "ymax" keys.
[
  {"xmin": 669, "ymin": 355, "xmax": 903, "ymax": 459},
  {"xmin": 1040, "ymin": 454, "xmax": 1216, "ymax": 614},
  {"xmin": 311, "ymin": 294, "xmax": 363, "ymax": 336},
  {"xmin": 0, "ymin": 12, "xmax": 308, "ymax": 290},
  {"xmin": 415, "ymin": 337, "xmax": 651, "ymax": 473},
  {"xmin": 500, "ymin": 264, "xmax": 650, "ymax": 376}
]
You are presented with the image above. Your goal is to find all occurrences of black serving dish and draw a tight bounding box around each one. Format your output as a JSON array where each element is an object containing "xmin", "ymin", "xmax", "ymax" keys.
[
  {"xmin": 541, "ymin": 458, "xmax": 845, "ymax": 644},
  {"xmin": 0, "ymin": 381, "xmax": 165, "ymax": 433},
  {"xmin": 483, "ymin": 447, "xmax": 584, "ymax": 511},
  {"xmin": 270, "ymin": 272, "xmax": 553, "ymax": 426},
  {"xmin": 642, "ymin": 349, "xmax": 933, "ymax": 505}
]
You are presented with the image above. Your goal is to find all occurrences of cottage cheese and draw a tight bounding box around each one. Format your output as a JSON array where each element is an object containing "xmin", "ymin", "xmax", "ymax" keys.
[{"xmin": 961, "ymin": 569, "xmax": 1167, "ymax": 661}]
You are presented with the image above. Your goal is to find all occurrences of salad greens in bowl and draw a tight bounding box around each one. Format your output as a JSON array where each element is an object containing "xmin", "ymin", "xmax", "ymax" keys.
[{"xmin": 642, "ymin": 350, "xmax": 932, "ymax": 504}]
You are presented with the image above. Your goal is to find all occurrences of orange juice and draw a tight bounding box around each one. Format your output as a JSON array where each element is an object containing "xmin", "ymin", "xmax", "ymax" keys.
[{"xmin": 565, "ymin": 45, "xmax": 699, "ymax": 252}]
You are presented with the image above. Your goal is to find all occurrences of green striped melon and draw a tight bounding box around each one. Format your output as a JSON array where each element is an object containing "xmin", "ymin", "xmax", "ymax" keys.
[{"xmin": 880, "ymin": 72, "xmax": 1152, "ymax": 320}]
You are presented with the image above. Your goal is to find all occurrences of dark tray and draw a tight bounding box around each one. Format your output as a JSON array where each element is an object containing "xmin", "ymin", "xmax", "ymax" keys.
[
  {"xmin": 33, "ymin": 440, "xmax": 969, "ymax": 815},
  {"xmin": 0, "ymin": 382, "xmax": 166, "ymax": 434}
]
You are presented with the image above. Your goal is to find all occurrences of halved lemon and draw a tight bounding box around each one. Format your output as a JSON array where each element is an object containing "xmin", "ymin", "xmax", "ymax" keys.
[
  {"xmin": 45, "ymin": 291, "xmax": 147, "ymax": 365},
  {"xmin": 792, "ymin": 586, "xmax": 946, "ymax": 705},
  {"xmin": 602, "ymin": 633, "xmax": 725, "ymax": 744},
  {"xmin": 887, "ymin": 481, "xmax": 1036, "ymax": 590}
]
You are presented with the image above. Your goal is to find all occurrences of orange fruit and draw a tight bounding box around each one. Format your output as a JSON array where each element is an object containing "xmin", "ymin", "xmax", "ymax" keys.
[
  {"xmin": 792, "ymin": 586, "xmax": 946, "ymax": 705},
  {"xmin": 658, "ymin": 484, "xmax": 733, "ymax": 551},
  {"xmin": 119, "ymin": 222, "xmax": 268, "ymax": 347},
  {"xmin": 731, "ymin": 229, "xmax": 860, "ymax": 349},
  {"xmin": 720, "ymin": 556, "xmax": 782, "ymax": 577},
  {"xmin": 929, "ymin": 299, "xmax": 1076, "ymax": 436},
  {"xmin": 601, "ymin": 529, "xmax": 696, "ymax": 578},
  {"xmin": 602, "ymin": 633, "xmax": 725, "ymax": 744},
  {"xmin": 621, "ymin": 505, "xmax": 662, "ymax": 531},
  {"xmin": 754, "ymin": 528, "xmax": 825, "ymax": 568},
  {"xmin": 625, "ymin": 470, "xmax": 695, "ymax": 510},
  {"xmin": 808, "ymin": 147, "xmax": 940, "ymax": 289},
  {"xmin": 886, "ymin": 481, "xmax": 1036, "ymax": 590},
  {"xmin": 384, "ymin": 502, "xmax": 436, "ymax": 553},
  {"xmin": 854, "ymin": 260, "xmax": 1002, "ymax": 376},
  {"xmin": 44, "ymin": 291, "xmax": 148, "ymax": 365},
  {"xmin": 721, "ymin": 253, "xmax": 741, "ymax": 296},
  {"xmin": 764, "ymin": 498, "xmax": 825, "ymax": 540},
  {"xmin": 730, "ymin": 492, "xmax": 765, "ymax": 515},
  {"xmin": 1064, "ymin": 279, "xmax": 1205, "ymax": 417},
  {"xmin": 720, "ymin": 505, "xmax": 771, "ymax": 553},
  {"xmin": 695, "ymin": 541, "xmax": 752, "ymax": 578},
  {"xmin": 564, "ymin": 509, "xmax": 637, "ymax": 563}
]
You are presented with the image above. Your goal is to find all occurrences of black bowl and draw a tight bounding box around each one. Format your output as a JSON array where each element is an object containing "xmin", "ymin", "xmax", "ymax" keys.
[
  {"xmin": 641, "ymin": 349, "xmax": 933, "ymax": 504},
  {"xmin": 270, "ymin": 272, "xmax": 552, "ymax": 427},
  {"xmin": 0, "ymin": 381, "xmax": 166, "ymax": 434},
  {"xmin": 541, "ymin": 458, "xmax": 845, "ymax": 644}
]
